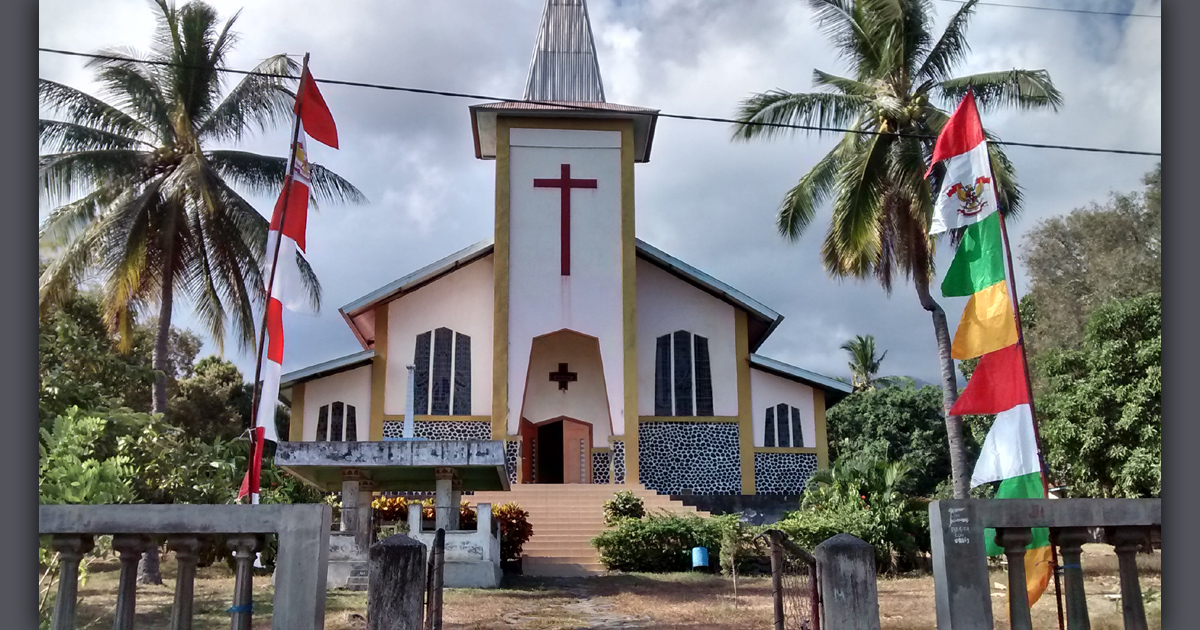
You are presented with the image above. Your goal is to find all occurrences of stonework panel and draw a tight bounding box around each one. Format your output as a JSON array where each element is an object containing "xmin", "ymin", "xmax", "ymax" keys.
[
  {"xmin": 381, "ymin": 420, "xmax": 490, "ymax": 441},
  {"xmin": 591, "ymin": 451, "xmax": 611, "ymax": 484},
  {"xmin": 637, "ymin": 422, "xmax": 741, "ymax": 495},
  {"xmin": 612, "ymin": 441, "xmax": 626, "ymax": 484},
  {"xmin": 754, "ymin": 452, "xmax": 818, "ymax": 495}
]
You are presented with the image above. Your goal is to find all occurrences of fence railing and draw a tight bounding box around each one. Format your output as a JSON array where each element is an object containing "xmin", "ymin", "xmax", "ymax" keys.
[
  {"xmin": 929, "ymin": 498, "xmax": 1160, "ymax": 630},
  {"xmin": 39, "ymin": 504, "xmax": 332, "ymax": 630},
  {"xmin": 759, "ymin": 529, "xmax": 820, "ymax": 630}
]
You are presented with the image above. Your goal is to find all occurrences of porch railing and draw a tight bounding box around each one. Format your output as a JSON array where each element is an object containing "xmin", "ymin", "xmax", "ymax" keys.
[
  {"xmin": 929, "ymin": 498, "xmax": 1160, "ymax": 630},
  {"xmin": 39, "ymin": 504, "xmax": 332, "ymax": 630}
]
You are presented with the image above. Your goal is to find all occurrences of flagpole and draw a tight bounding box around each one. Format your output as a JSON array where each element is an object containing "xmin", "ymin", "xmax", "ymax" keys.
[{"xmin": 244, "ymin": 52, "xmax": 310, "ymax": 504}]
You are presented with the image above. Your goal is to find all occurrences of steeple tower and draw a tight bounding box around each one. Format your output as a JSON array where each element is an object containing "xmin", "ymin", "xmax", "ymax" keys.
[{"xmin": 523, "ymin": 0, "xmax": 606, "ymax": 103}]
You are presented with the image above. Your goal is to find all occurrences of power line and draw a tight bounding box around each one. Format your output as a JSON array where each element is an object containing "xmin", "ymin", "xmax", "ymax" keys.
[
  {"xmin": 38, "ymin": 47, "xmax": 1161, "ymax": 158},
  {"xmin": 934, "ymin": 0, "xmax": 1161, "ymax": 19}
]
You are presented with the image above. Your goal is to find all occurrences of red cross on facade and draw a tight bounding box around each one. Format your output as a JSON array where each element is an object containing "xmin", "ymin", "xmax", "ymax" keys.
[
  {"xmin": 533, "ymin": 163, "xmax": 597, "ymax": 275},
  {"xmin": 549, "ymin": 363, "xmax": 578, "ymax": 391}
]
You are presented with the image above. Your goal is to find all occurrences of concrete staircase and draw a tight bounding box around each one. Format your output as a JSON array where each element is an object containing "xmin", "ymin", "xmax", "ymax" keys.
[{"xmin": 468, "ymin": 483, "xmax": 710, "ymax": 577}]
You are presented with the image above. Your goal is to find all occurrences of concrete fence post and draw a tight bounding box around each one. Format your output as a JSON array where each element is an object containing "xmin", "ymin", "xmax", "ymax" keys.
[
  {"xmin": 368, "ymin": 534, "xmax": 427, "ymax": 630},
  {"xmin": 814, "ymin": 534, "xmax": 880, "ymax": 630}
]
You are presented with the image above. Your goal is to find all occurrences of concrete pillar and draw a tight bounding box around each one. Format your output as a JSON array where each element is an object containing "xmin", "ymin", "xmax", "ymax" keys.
[
  {"xmin": 367, "ymin": 534, "xmax": 427, "ymax": 630},
  {"xmin": 1054, "ymin": 527, "xmax": 1091, "ymax": 630},
  {"xmin": 111, "ymin": 534, "xmax": 149, "ymax": 630},
  {"xmin": 994, "ymin": 527, "xmax": 1034, "ymax": 630},
  {"xmin": 50, "ymin": 534, "xmax": 93, "ymax": 630},
  {"xmin": 449, "ymin": 479, "xmax": 462, "ymax": 531},
  {"xmin": 929, "ymin": 500, "xmax": 993, "ymax": 629},
  {"xmin": 226, "ymin": 535, "xmax": 259, "ymax": 630},
  {"xmin": 342, "ymin": 469, "xmax": 373, "ymax": 550},
  {"xmin": 434, "ymin": 468, "xmax": 457, "ymax": 531},
  {"xmin": 476, "ymin": 503, "xmax": 492, "ymax": 535},
  {"xmin": 814, "ymin": 533, "xmax": 880, "ymax": 630},
  {"xmin": 1107, "ymin": 527, "xmax": 1149, "ymax": 630},
  {"xmin": 408, "ymin": 500, "xmax": 423, "ymax": 534},
  {"xmin": 166, "ymin": 535, "xmax": 204, "ymax": 630}
]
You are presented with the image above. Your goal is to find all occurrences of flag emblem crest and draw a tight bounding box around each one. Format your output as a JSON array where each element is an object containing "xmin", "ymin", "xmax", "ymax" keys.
[{"xmin": 947, "ymin": 176, "xmax": 993, "ymax": 216}]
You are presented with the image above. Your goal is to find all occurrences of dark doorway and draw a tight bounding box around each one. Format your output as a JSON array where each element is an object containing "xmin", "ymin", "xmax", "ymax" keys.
[{"xmin": 536, "ymin": 421, "xmax": 564, "ymax": 484}]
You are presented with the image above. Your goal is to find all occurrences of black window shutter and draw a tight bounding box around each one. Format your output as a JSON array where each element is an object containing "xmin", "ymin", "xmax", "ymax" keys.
[
  {"xmin": 694, "ymin": 335, "xmax": 713, "ymax": 416},
  {"xmin": 413, "ymin": 331, "xmax": 432, "ymax": 415},
  {"xmin": 316, "ymin": 405, "xmax": 329, "ymax": 442},
  {"xmin": 453, "ymin": 333, "xmax": 471, "ymax": 415},
  {"xmin": 346, "ymin": 405, "xmax": 357, "ymax": 441},
  {"xmin": 776, "ymin": 403, "xmax": 790, "ymax": 447},
  {"xmin": 673, "ymin": 330, "xmax": 693, "ymax": 416},
  {"xmin": 791, "ymin": 406, "xmax": 804, "ymax": 448},
  {"xmin": 331, "ymin": 402, "xmax": 345, "ymax": 442},
  {"xmin": 654, "ymin": 334, "xmax": 672, "ymax": 416},
  {"xmin": 431, "ymin": 328, "xmax": 453, "ymax": 415},
  {"xmin": 764, "ymin": 407, "xmax": 776, "ymax": 447}
]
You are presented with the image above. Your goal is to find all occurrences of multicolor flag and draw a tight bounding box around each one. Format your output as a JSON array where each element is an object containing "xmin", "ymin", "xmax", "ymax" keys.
[
  {"xmin": 239, "ymin": 65, "xmax": 338, "ymax": 502},
  {"xmin": 931, "ymin": 90, "xmax": 1051, "ymax": 608},
  {"xmin": 926, "ymin": 90, "xmax": 999, "ymax": 235}
]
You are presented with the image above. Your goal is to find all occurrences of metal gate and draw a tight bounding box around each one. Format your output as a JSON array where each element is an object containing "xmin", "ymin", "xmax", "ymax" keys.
[{"xmin": 758, "ymin": 529, "xmax": 820, "ymax": 630}]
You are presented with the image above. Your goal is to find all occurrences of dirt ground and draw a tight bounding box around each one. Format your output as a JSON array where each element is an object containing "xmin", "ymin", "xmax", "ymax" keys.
[{"xmin": 56, "ymin": 543, "xmax": 1159, "ymax": 629}]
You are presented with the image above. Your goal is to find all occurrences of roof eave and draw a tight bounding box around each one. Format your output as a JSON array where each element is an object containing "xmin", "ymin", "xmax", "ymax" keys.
[
  {"xmin": 280, "ymin": 349, "xmax": 376, "ymax": 390},
  {"xmin": 749, "ymin": 353, "xmax": 853, "ymax": 402}
]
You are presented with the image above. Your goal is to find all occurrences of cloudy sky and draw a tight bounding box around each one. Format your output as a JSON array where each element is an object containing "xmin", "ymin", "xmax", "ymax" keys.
[{"xmin": 38, "ymin": 0, "xmax": 1161, "ymax": 386}]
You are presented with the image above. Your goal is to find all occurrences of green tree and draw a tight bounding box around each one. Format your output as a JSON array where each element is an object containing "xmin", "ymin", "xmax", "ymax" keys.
[
  {"xmin": 37, "ymin": 0, "xmax": 365, "ymax": 418},
  {"xmin": 1021, "ymin": 164, "xmax": 1160, "ymax": 352},
  {"xmin": 732, "ymin": 0, "xmax": 1061, "ymax": 499},
  {"xmin": 826, "ymin": 383, "xmax": 976, "ymax": 497},
  {"xmin": 1036, "ymin": 294, "xmax": 1160, "ymax": 498},
  {"xmin": 840, "ymin": 334, "xmax": 889, "ymax": 391},
  {"xmin": 168, "ymin": 356, "xmax": 253, "ymax": 442}
]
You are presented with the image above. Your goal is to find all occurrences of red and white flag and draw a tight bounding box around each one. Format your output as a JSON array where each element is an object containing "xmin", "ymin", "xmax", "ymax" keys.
[
  {"xmin": 240, "ymin": 66, "xmax": 338, "ymax": 502},
  {"xmin": 926, "ymin": 90, "xmax": 999, "ymax": 235}
]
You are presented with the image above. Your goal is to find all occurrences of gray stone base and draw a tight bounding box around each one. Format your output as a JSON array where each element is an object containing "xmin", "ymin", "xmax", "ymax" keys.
[
  {"xmin": 442, "ymin": 561, "xmax": 503, "ymax": 588},
  {"xmin": 327, "ymin": 532, "xmax": 368, "ymax": 590}
]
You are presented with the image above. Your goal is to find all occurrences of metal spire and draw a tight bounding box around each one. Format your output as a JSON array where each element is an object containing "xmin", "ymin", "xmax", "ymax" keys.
[{"xmin": 523, "ymin": 0, "xmax": 606, "ymax": 102}]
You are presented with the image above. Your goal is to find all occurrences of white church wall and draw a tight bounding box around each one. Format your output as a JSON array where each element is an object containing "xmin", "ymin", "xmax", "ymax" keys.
[
  {"xmin": 300, "ymin": 366, "xmax": 372, "ymax": 441},
  {"xmin": 383, "ymin": 256, "xmax": 495, "ymax": 416},
  {"xmin": 749, "ymin": 367, "xmax": 817, "ymax": 448},
  {"xmin": 519, "ymin": 331, "xmax": 614, "ymax": 447},
  {"xmin": 507, "ymin": 128, "xmax": 625, "ymax": 436},
  {"xmin": 635, "ymin": 257, "xmax": 739, "ymax": 416}
]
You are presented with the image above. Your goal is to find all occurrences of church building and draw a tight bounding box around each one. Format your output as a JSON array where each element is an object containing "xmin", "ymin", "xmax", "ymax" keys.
[{"xmin": 278, "ymin": 0, "xmax": 850, "ymax": 500}]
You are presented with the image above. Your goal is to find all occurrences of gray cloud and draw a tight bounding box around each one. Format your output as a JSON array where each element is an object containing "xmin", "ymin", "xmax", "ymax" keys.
[{"xmin": 39, "ymin": 0, "xmax": 1161, "ymax": 387}]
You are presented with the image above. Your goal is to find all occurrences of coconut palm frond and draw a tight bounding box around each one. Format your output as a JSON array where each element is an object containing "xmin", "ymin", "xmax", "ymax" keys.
[
  {"xmin": 916, "ymin": 0, "xmax": 977, "ymax": 83},
  {"xmin": 939, "ymin": 70, "xmax": 1063, "ymax": 113},
  {"xmin": 39, "ymin": 120, "xmax": 151, "ymax": 153},
  {"xmin": 822, "ymin": 133, "xmax": 891, "ymax": 279},
  {"xmin": 812, "ymin": 70, "xmax": 876, "ymax": 98},
  {"xmin": 39, "ymin": 188, "xmax": 123, "ymax": 248},
  {"xmin": 777, "ymin": 136, "xmax": 854, "ymax": 241},
  {"xmin": 39, "ymin": 150, "xmax": 149, "ymax": 204},
  {"xmin": 200, "ymin": 54, "xmax": 298, "ymax": 143},
  {"xmin": 38, "ymin": 79, "xmax": 149, "ymax": 140},
  {"xmin": 205, "ymin": 150, "xmax": 368, "ymax": 206},
  {"xmin": 295, "ymin": 251, "xmax": 323, "ymax": 312},
  {"xmin": 87, "ymin": 49, "xmax": 174, "ymax": 144},
  {"xmin": 732, "ymin": 90, "xmax": 869, "ymax": 141}
]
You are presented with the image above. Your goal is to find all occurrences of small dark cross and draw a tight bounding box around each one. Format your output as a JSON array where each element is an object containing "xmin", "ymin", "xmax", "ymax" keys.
[
  {"xmin": 549, "ymin": 363, "xmax": 578, "ymax": 391},
  {"xmin": 533, "ymin": 163, "xmax": 598, "ymax": 276}
]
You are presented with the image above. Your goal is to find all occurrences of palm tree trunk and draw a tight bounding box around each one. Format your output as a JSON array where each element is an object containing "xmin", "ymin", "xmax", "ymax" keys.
[
  {"xmin": 141, "ymin": 220, "xmax": 176, "ymax": 586},
  {"xmin": 914, "ymin": 272, "xmax": 970, "ymax": 499}
]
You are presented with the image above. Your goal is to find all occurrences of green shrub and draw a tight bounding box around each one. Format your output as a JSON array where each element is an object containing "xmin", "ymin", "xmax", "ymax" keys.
[
  {"xmin": 592, "ymin": 512, "xmax": 727, "ymax": 572},
  {"xmin": 494, "ymin": 502, "xmax": 533, "ymax": 562},
  {"xmin": 602, "ymin": 490, "xmax": 646, "ymax": 526}
]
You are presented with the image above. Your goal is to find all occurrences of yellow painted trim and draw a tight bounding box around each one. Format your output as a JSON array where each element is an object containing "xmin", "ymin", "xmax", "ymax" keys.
[
  {"xmin": 369, "ymin": 304, "xmax": 388, "ymax": 441},
  {"xmin": 735, "ymin": 310, "xmax": 756, "ymax": 495},
  {"xmin": 756, "ymin": 447, "xmax": 819, "ymax": 454},
  {"xmin": 382, "ymin": 415, "xmax": 493, "ymax": 423},
  {"xmin": 619, "ymin": 118, "xmax": 640, "ymax": 487},
  {"xmin": 492, "ymin": 118, "xmax": 512, "ymax": 441},
  {"xmin": 590, "ymin": 447, "xmax": 612, "ymax": 454},
  {"xmin": 813, "ymin": 388, "xmax": 829, "ymax": 471},
  {"xmin": 638, "ymin": 416, "xmax": 740, "ymax": 423},
  {"xmin": 288, "ymin": 383, "xmax": 306, "ymax": 442}
]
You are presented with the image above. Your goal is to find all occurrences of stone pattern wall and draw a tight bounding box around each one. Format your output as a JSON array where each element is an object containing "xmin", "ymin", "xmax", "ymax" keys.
[
  {"xmin": 591, "ymin": 451, "xmax": 611, "ymax": 484},
  {"xmin": 381, "ymin": 420, "xmax": 491, "ymax": 440},
  {"xmin": 753, "ymin": 452, "xmax": 818, "ymax": 495},
  {"xmin": 638, "ymin": 422, "xmax": 742, "ymax": 495},
  {"xmin": 612, "ymin": 441, "xmax": 626, "ymax": 484},
  {"xmin": 505, "ymin": 440, "xmax": 519, "ymax": 485}
]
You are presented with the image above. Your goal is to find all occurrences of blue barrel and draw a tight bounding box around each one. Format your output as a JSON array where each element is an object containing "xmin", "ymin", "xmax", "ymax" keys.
[{"xmin": 691, "ymin": 546, "xmax": 709, "ymax": 569}]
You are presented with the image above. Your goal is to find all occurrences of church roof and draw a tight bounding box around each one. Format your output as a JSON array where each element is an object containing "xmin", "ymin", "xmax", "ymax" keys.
[
  {"xmin": 523, "ymin": 0, "xmax": 606, "ymax": 103},
  {"xmin": 279, "ymin": 348, "xmax": 374, "ymax": 392},
  {"xmin": 749, "ymin": 354, "xmax": 853, "ymax": 403},
  {"xmin": 338, "ymin": 238, "xmax": 784, "ymax": 352}
]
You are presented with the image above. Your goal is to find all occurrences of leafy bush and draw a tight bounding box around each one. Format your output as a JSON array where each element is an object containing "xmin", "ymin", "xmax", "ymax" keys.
[
  {"xmin": 38, "ymin": 408, "xmax": 135, "ymax": 505},
  {"xmin": 592, "ymin": 512, "xmax": 729, "ymax": 573},
  {"xmin": 372, "ymin": 495, "xmax": 409, "ymax": 523},
  {"xmin": 493, "ymin": 502, "xmax": 533, "ymax": 562},
  {"xmin": 602, "ymin": 490, "xmax": 646, "ymax": 526}
]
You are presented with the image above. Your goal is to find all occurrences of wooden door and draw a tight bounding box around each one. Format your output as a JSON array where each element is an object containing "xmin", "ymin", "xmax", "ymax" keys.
[
  {"xmin": 560, "ymin": 417, "xmax": 593, "ymax": 484},
  {"xmin": 519, "ymin": 418, "xmax": 535, "ymax": 484}
]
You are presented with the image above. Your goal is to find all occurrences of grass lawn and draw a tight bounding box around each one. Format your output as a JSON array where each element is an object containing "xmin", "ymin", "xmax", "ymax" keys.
[{"xmin": 55, "ymin": 544, "xmax": 1158, "ymax": 629}]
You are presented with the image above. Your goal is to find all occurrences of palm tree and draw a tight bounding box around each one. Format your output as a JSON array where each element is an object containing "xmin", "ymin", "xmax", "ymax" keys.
[
  {"xmin": 38, "ymin": 1, "xmax": 364, "ymax": 584},
  {"xmin": 38, "ymin": 0, "xmax": 364, "ymax": 416},
  {"xmin": 732, "ymin": 0, "xmax": 1061, "ymax": 498},
  {"xmin": 840, "ymin": 334, "xmax": 887, "ymax": 391}
]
